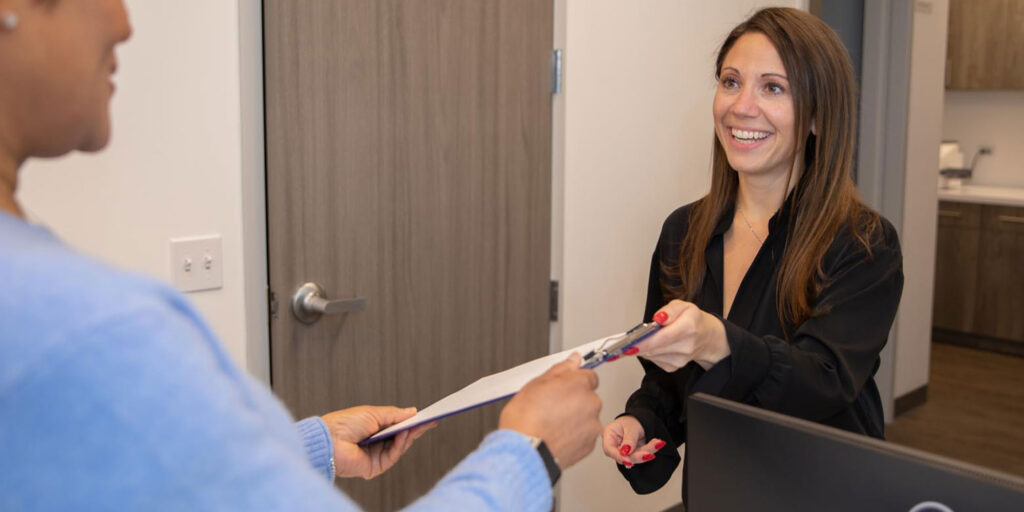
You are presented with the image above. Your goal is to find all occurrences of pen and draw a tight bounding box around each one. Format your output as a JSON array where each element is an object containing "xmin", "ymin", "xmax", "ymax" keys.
[{"xmin": 580, "ymin": 321, "xmax": 661, "ymax": 369}]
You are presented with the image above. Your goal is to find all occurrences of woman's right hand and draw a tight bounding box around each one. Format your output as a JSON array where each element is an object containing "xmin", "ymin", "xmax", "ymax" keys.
[{"xmin": 601, "ymin": 415, "xmax": 666, "ymax": 468}]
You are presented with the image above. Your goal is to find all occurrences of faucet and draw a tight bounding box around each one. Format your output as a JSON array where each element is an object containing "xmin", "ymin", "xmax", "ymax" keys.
[{"xmin": 940, "ymin": 146, "xmax": 992, "ymax": 179}]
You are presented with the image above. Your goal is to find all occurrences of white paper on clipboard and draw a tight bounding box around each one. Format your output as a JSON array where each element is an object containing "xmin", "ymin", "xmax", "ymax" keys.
[{"xmin": 360, "ymin": 334, "xmax": 619, "ymax": 445}]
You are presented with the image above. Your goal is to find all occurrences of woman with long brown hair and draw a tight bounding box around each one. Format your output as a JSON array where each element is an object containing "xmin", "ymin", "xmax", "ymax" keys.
[{"xmin": 600, "ymin": 7, "xmax": 903, "ymax": 500}]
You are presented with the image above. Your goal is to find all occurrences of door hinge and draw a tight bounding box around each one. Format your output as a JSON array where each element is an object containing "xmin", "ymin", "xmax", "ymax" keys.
[
  {"xmin": 552, "ymin": 49, "xmax": 563, "ymax": 95},
  {"xmin": 549, "ymin": 280, "xmax": 559, "ymax": 322},
  {"xmin": 269, "ymin": 289, "xmax": 279, "ymax": 320}
]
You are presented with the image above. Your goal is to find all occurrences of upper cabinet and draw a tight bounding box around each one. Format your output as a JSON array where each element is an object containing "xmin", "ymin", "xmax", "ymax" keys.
[{"xmin": 946, "ymin": 0, "xmax": 1024, "ymax": 90}]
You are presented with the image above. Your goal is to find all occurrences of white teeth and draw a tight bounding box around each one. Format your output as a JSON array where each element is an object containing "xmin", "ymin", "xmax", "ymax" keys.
[{"xmin": 731, "ymin": 128, "xmax": 770, "ymax": 142}]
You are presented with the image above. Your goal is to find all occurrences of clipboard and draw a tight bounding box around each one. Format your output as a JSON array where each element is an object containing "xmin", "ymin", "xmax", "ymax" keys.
[{"xmin": 360, "ymin": 322, "xmax": 660, "ymax": 445}]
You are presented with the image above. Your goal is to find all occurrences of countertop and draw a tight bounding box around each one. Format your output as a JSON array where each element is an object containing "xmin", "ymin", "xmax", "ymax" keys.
[{"xmin": 938, "ymin": 184, "xmax": 1024, "ymax": 208}]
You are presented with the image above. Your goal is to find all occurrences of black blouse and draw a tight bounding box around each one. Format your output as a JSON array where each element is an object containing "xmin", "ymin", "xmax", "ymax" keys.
[{"xmin": 618, "ymin": 199, "xmax": 904, "ymax": 501}]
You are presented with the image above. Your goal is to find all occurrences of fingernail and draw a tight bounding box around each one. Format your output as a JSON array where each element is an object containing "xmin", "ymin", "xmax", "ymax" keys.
[
  {"xmin": 619, "ymin": 445, "xmax": 632, "ymax": 456},
  {"xmin": 642, "ymin": 454, "xmax": 655, "ymax": 461},
  {"xmin": 607, "ymin": 355, "xmax": 620, "ymax": 362},
  {"xmin": 623, "ymin": 462, "xmax": 633, "ymax": 468},
  {"xmin": 654, "ymin": 441, "xmax": 666, "ymax": 450},
  {"xmin": 653, "ymin": 311, "xmax": 668, "ymax": 325},
  {"xmin": 623, "ymin": 347, "xmax": 639, "ymax": 356}
]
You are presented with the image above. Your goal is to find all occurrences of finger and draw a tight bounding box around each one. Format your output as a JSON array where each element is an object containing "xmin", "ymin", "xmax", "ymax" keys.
[
  {"xmin": 408, "ymin": 422, "xmax": 437, "ymax": 442},
  {"xmin": 548, "ymin": 352, "xmax": 583, "ymax": 376},
  {"xmin": 625, "ymin": 437, "xmax": 667, "ymax": 465},
  {"xmin": 601, "ymin": 424, "xmax": 624, "ymax": 460},
  {"xmin": 380, "ymin": 430, "xmax": 412, "ymax": 472},
  {"xmin": 618, "ymin": 419, "xmax": 644, "ymax": 460},
  {"xmin": 635, "ymin": 301, "xmax": 695, "ymax": 353},
  {"xmin": 575, "ymin": 368, "xmax": 599, "ymax": 390}
]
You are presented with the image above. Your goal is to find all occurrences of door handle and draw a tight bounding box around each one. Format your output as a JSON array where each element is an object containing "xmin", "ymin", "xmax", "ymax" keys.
[{"xmin": 291, "ymin": 282, "xmax": 366, "ymax": 324}]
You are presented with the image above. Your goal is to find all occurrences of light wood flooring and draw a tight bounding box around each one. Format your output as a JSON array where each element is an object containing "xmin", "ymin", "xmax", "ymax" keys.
[{"xmin": 886, "ymin": 341, "xmax": 1024, "ymax": 477}]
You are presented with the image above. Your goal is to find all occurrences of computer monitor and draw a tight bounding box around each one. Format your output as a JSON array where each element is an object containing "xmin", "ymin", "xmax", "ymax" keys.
[{"xmin": 687, "ymin": 393, "xmax": 1024, "ymax": 512}]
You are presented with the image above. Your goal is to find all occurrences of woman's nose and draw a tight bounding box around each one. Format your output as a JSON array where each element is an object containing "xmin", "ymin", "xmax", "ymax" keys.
[{"xmin": 729, "ymin": 88, "xmax": 759, "ymax": 117}]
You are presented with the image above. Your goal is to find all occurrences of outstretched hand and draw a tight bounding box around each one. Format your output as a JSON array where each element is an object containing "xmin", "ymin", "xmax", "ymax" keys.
[
  {"xmin": 634, "ymin": 300, "xmax": 729, "ymax": 372},
  {"xmin": 498, "ymin": 353, "xmax": 603, "ymax": 469},
  {"xmin": 321, "ymin": 405, "xmax": 437, "ymax": 480}
]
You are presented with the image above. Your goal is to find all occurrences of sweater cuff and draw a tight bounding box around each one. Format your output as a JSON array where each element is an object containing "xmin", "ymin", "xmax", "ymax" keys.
[
  {"xmin": 296, "ymin": 416, "xmax": 334, "ymax": 481},
  {"xmin": 424, "ymin": 430, "xmax": 552, "ymax": 512},
  {"xmin": 719, "ymin": 318, "xmax": 772, "ymax": 399}
]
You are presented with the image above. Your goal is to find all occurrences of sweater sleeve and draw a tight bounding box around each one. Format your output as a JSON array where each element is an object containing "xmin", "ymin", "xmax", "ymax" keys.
[
  {"xmin": 402, "ymin": 430, "xmax": 552, "ymax": 512},
  {"xmin": 694, "ymin": 220, "xmax": 904, "ymax": 422},
  {"xmin": 296, "ymin": 416, "xmax": 335, "ymax": 480}
]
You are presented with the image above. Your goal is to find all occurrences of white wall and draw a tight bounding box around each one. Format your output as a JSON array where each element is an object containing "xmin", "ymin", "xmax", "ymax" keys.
[
  {"xmin": 892, "ymin": 0, "xmax": 947, "ymax": 399},
  {"xmin": 553, "ymin": 1, "xmax": 804, "ymax": 510},
  {"xmin": 17, "ymin": 0, "xmax": 269, "ymax": 382},
  {"xmin": 943, "ymin": 91, "xmax": 1024, "ymax": 188}
]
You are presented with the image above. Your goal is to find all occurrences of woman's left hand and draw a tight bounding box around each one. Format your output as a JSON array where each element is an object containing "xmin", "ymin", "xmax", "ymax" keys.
[
  {"xmin": 634, "ymin": 300, "xmax": 730, "ymax": 372},
  {"xmin": 321, "ymin": 405, "xmax": 438, "ymax": 480}
]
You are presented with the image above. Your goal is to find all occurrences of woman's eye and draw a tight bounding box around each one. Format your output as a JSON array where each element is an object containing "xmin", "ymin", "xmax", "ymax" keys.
[
  {"xmin": 721, "ymin": 77, "xmax": 739, "ymax": 89},
  {"xmin": 765, "ymin": 82, "xmax": 785, "ymax": 94}
]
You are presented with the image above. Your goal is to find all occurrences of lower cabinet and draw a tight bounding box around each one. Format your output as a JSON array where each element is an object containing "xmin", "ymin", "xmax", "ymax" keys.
[{"xmin": 933, "ymin": 201, "xmax": 1024, "ymax": 354}]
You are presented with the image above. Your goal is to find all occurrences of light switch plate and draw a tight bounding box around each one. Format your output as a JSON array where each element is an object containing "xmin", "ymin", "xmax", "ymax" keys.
[{"xmin": 170, "ymin": 235, "xmax": 223, "ymax": 292}]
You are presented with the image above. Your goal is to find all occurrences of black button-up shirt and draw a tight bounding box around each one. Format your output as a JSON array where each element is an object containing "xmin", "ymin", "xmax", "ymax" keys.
[{"xmin": 619, "ymin": 199, "xmax": 904, "ymax": 500}]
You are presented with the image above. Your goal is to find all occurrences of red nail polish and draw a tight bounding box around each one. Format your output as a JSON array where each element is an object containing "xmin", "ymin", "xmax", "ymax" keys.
[
  {"xmin": 623, "ymin": 462, "xmax": 633, "ymax": 468},
  {"xmin": 620, "ymin": 445, "xmax": 632, "ymax": 456},
  {"xmin": 654, "ymin": 441, "xmax": 666, "ymax": 450},
  {"xmin": 607, "ymin": 355, "xmax": 620, "ymax": 362},
  {"xmin": 642, "ymin": 454, "xmax": 655, "ymax": 461},
  {"xmin": 623, "ymin": 347, "xmax": 639, "ymax": 356},
  {"xmin": 653, "ymin": 311, "xmax": 668, "ymax": 325}
]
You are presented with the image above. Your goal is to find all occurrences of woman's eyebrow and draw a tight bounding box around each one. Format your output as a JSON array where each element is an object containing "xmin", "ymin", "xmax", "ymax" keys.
[{"xmin": 762, "ymin": 72, "xmax": 788, "ymax": 80}]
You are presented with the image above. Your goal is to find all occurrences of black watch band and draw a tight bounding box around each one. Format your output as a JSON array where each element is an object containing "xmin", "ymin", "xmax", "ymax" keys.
[{"xmin": 529, "ymin": 437, "xmax": 561, "ymax": 486}]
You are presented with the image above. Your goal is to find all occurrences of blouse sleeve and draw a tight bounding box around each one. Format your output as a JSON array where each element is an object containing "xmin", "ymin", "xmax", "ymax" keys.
[{"xmin": 695, "ymin": 220, "xmax": 904, "ymax": 422}]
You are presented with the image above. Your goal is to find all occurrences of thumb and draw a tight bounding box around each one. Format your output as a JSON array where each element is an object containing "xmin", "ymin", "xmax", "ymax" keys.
[
  {"xmin": 371, "ymin": 406, "xmax": 418, "ymax": 429},
  {"xmin": 620, "ymin": 418, "xmax": 644, "ymax": 454},
  {"xmin": 543, "ymin": 352, "xmax": 582, "ymax": 378}
]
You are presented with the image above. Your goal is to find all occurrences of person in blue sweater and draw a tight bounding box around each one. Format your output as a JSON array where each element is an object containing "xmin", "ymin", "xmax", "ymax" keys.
[{"xmin": 0, "ymin": 1, "xmax": 604, "ymax": 510}]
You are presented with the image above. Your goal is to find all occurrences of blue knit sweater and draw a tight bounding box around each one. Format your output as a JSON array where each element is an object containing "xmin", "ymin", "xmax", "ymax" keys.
[{"xmin": 0, "ymin": 211, "xmax": 551, "ymax": 511}]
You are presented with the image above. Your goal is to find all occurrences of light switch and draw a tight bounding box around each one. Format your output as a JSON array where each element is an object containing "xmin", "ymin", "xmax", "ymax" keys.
[{"xmin": 170, "ymin": 235, "xmax": 223, "ymax": 292}]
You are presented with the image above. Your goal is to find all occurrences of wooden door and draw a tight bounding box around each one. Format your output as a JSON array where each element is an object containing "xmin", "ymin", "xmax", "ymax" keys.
[{"xmin": 263, "ymin": 1, "xmax": 553, "ymax": 510}]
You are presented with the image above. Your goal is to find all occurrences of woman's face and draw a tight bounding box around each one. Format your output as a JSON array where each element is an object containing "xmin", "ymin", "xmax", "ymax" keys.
[
  {"xmin": 712, "ymin": 32, "xmax": 801, "ymax": 181},
  {"xmin": 0, "ymin": 0, "xmax": 131, "ymax": 158}
]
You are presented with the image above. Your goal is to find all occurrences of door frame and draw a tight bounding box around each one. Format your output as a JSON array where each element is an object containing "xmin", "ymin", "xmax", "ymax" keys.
[{"xmin": 239, "ymin": 0, "xmax": 270, "ymax": 385}]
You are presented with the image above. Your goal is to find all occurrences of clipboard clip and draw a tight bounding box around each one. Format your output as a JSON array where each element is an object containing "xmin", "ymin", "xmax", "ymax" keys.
[{"xmin": 580, "ymin": 321, "xmax": 661, "ymax": 369}]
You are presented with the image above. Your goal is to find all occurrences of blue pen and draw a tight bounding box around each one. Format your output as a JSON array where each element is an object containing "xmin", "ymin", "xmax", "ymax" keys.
[{"xmin": 580, "ymin": 321, "xmax": 661, "ymax": 369}]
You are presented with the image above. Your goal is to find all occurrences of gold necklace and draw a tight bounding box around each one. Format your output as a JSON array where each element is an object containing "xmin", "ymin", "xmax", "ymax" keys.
[{"xmin": 737, "ymin": 207, "xmax": 765, "ymax": 244}]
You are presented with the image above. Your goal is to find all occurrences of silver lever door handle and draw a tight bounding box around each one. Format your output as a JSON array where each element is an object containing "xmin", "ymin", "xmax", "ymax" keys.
[{"xmin": 291, "ymin": 282, "xmax": 366, "ymax": 324}]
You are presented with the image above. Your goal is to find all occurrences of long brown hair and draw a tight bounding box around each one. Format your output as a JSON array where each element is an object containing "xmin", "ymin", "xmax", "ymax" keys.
[{"xmin": 673, "ymin": 7, "xmax": 880, "ymax": 330}]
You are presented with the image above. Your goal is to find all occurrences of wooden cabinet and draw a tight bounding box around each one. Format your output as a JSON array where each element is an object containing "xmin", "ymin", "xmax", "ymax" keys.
[
  {"xmin": 932, "ymin": 201, "xmax": 980, "ymax": 332},
  {"xmin": 946, "ymin": 0, "xmax": 1024, "ymax": 90},
  {"xmin": 933, "ymin": 200, "xmax": 1024, "ymax": 354},
  {"xmin": 974, "ymin": 205, "xmax": 1024, "ymax": 339}
]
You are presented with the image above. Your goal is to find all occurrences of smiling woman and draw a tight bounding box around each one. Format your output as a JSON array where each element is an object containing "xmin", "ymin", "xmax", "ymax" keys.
[{"xmin": 600, "ymin": 7, "xmax": 905, "ymax": 506}]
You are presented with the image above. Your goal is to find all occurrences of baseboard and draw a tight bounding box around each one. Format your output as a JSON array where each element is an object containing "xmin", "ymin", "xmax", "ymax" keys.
[
  {"xmin": 933, "ymin": 328, "xmax": 1024, "ymax": 358},
  {"xmin": 894, "ymin": 385, "xmax": 928, "ymax": 416}
]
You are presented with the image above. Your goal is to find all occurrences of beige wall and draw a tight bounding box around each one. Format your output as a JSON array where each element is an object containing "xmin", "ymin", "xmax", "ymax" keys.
[
  {"xmin": 943, "ymin": 91, "xmax": 1024, "ymax": 188},
  {"xmin": 892, "ymin": 0, "xmax": 947, "ymax": 399},
  {"xmin": 553, "ymin": 1, "xmax": 805, "ymax": 510}
]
